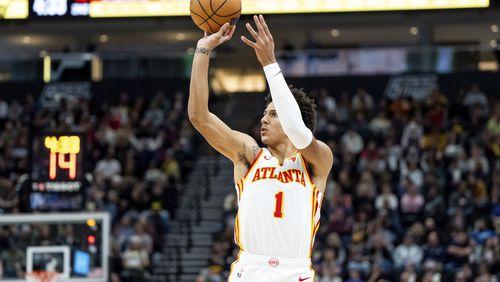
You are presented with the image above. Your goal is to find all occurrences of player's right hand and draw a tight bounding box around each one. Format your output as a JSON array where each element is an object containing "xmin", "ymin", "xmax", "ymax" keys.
[{"xmin": 196, "ymin": 23, "xmax": 236, "ymax": 51}]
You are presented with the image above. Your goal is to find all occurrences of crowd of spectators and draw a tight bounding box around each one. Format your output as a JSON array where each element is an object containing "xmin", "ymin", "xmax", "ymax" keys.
[
  {"xmin": 0, "ymin": 90, "xmax": 195, "ymax": 281},
  {"xmin": 198, "ymin": 84, "xmax": 500, "ymax": 282}
]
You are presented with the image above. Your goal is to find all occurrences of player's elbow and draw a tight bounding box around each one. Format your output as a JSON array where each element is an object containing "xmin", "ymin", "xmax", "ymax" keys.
[
  {"xmin": 188, "ymin": 111, "xmax": 210, "ymax": 131},
  {"xmin": 188, "ymin": 112, "xmax": 203, "ymax": 127}
]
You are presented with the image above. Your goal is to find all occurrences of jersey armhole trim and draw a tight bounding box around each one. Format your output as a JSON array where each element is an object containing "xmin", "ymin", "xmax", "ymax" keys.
[
  {"xmin": 298, "ymin": 153, "xmax": 316, "ymax": 188},
  {"xmin": 238, "ymin": 148, "xmax": 264, "ymax": 183}
]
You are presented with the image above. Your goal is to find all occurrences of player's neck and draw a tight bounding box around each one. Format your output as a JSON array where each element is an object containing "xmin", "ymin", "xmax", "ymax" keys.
[{"xmin": 267, "ymin": 142, "xmax": 297, "ymax": 163}]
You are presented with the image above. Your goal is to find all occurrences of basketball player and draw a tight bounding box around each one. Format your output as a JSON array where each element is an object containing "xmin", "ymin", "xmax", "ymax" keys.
[{"xmin": 188, "ymin": 15, "xmax": 333, "ymax": 282}]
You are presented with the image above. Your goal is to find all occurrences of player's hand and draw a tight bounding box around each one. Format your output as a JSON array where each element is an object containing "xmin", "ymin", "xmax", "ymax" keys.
[
  {"xmin": 241, "ymin": 15, "xmax": 277, "ymax": 67},
  {"xmin": 196, "ymin": 23, "xmax": 236, "ymax": 51}
]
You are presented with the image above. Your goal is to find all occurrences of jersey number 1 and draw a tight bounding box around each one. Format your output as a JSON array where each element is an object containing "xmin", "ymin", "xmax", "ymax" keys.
[{"xmin": 273, "ymin": 191, "xmax": 284, "ymax": 218}]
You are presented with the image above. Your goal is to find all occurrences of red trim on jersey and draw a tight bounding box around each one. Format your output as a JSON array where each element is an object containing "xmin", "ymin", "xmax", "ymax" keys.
[
  {"xmin": 298, "ymin": 153, "xmax": 315, "ymax": 187},
  {"xmin": 234, "ymin": 214, "xmax": 243, "ymax": 250},
  {"xmin": 237, "ymin": 180, "xmax": 243, "ymax": 201},
  {"xmin": 308, "ymin": 187, "xmax": 317, "ymax": 258},
  {"xmin": 239, "ymin": 148, "xmax": 264, "ymax": 183},
  {"xmin": 313, "ymin": 190, "xmax": 320, "ymax": 215}
]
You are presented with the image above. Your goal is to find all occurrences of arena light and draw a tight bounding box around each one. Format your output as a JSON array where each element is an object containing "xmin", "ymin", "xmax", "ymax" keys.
[
  {"xmin": 478, "ymin": 60, "xmax": 498, "ymax": 71},
  {"xmin": 89, "ymin": 0, "xmax": 490, "ymax": 18},
  {"xmin": 43, "ymin": 55, "xmax": 51, "ymax": 83},
  {"xmin": 0, "ymin": 0, "xmax": 28, "ymax": 19}
]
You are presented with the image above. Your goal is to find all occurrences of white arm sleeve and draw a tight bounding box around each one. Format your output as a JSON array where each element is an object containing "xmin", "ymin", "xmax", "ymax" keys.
[{"xmin": 263, "ymin": 62, "xmax": 313, "ymax": 149}]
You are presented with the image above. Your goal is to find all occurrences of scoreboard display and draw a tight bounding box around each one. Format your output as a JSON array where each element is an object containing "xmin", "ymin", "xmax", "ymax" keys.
[
  {"xmin": 25, "ymin": 0, "xmax": 490, "ymax": 18},
  {"xmin": 30, "ymin": 132, "xmax": 86, "ymax": 210}
]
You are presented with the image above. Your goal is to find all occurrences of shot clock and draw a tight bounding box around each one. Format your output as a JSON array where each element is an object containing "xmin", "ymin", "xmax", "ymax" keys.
[{"xmin": 30, "ymin": 132, "xmax": 87, "ymax": 211}]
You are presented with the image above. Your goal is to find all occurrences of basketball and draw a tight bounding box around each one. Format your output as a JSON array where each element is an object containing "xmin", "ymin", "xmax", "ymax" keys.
[{"xmin": 190, "ymin": 0, "xmax": 241, "ymax": 33}]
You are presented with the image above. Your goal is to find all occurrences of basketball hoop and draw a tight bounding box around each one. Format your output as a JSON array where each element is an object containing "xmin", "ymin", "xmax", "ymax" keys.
[{"xmin": 26, "ymin": 270, "xmax": 60, "ymax": 282}]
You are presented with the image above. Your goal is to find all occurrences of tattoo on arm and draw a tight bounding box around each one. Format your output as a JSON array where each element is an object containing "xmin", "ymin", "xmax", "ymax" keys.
[
  {"xmin": 252, "ymin": 146, "xmax": 261, "ymax": 155},
  {"xmin": 195, "ymin": 47, "xmax": 211, "ymax": 55}
]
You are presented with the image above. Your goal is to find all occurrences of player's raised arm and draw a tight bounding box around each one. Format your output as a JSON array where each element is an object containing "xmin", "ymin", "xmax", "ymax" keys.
[
  {"xmin": 188, "ymin": 23, "xmax": 259, "ymax": 164},
  {"xmin": 241, "ymin": 15, "xmax": 333, "ymax": 180}
]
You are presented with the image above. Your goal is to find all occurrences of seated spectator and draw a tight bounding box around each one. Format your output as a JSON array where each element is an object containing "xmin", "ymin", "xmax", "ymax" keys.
[
  {"xmin": 392, "ymin": 234, "xmax": 423, "ymax": 271},
  {"xmin": 351, "ymin": 87, "xmax": 374, "ymax": 115},
  {"xmin": 0, "ymin": 241, "xmax": 25, "ymax": 278},
  {"xmin": 466, "ymin": 145, "xmax": 490, "ymax": 176},
  {"xmin": 318, "ymin": 263, "xmax": 343, "ymax": 282},
  {"xmin": 445, "ymin": 230, "xmax": 471, "ymax": 275},
  {"xmin": 470, "ymin": 218, "xmax": 495, "ymax": 246},
  {"xmin": 367, "ymin": 234, "xmax": 393, "ymax": 275},
  {"xmin": 423, "ymin": 231, "xmax": 446, "ymax": 264},
  {"xmin": 421, "ymin": 260, "xmax": 442, "ymax": 282},
  {"xmin": 369, "ymin": 112, "xmax": 391, "ymax": 137},
  {"xmin": 94, "ymin": 150, "xmax": 122, "ymax": 182},
  {"xmin": 447, "ymin": 181, "xmax": 473, "ymax": 217},
  {"xmin": 196, "ymin": 258, "xmax": 224, "ymax": 282},
  {"xmin": 121, "ymin": 235, "xmax": 150, "ymax": 282},
  {"xmin": 346, "ymin": 242, "xmax": 371, "ymax": 276},
  {"xmin": 400, "ymin": 181, "xmax": 424, "ymax": 226},
  {"xmin": 401, "ymin": 119, "xmax": 423, "ymax": 149},
  {"xmin": 324, "ymin": 233, "xmax": 347, "ymax": 265},
  {"xmin": 346, "ymin": 269, "xmax": 364, "ymax": 282},
  {"xmin": 341, "ymin": 129, "xmax": 364, "ymax": 155},
  {"xmin": 463, "ymin": 84, "xmax": 488, "ymax": 115},
  {"xmin": 423, "ymin": 185, "xmax": 444, "ymax": 221},
  {"xmin": 358, "ymin": 141, "xmax": 385, "ymax": 173},
  {"xmin": 375, "ymin": 182, "xmax": 398, "ymax": 214},
  {"xmin": 399, "ymin": 148, "xmax": 424, "ymax": 189}
]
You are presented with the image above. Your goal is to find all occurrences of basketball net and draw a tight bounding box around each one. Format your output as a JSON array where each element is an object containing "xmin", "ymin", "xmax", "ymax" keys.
[{"xmin": 26, "ymin": 270, "xmax": 60, "ymax": 282}]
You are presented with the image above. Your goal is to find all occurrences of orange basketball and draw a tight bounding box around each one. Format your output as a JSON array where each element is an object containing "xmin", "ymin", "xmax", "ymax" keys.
[{"xmin": 190, "ymin": 0, "xmax": 241, "ymax": 33}]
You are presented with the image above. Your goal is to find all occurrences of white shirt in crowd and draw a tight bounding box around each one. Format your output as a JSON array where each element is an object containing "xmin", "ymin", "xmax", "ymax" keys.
[{"xmin": 95, "ymin": 158, "xmax": 122, "ymax": 180}]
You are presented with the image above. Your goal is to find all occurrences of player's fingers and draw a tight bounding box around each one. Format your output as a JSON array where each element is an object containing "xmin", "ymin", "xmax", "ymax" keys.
[
  {"xmin": 219, "ymin": 23, "xmax": 231, "ymax": 36},
  {"xmin": 245, "ymin": 23, "xmax": 262, "ymax": 43},
  {"xmin": 226, "ymin": 25, "xmax": 236, "ymax": 39},
  {"xmin": 259, "ymin": 15, "xmax": 273, "ymax": 41},
  {"xmin": 241, "ymin": 36, "xmax": 257, "ymax": 48},
  {"xmin": 253, "ymin": 15, "xmax": 266, "ymax": 37}
]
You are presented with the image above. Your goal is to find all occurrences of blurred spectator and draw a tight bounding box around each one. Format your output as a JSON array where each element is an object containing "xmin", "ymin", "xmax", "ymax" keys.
[
  {"xmin": 351, "ymin": 88, "xmax": 374, "ymax": 115},
  {"xmin": 369, "ymin": 112, "xmax": 391, "ymax": 137},
  {"xmin": 392, "ymin": 234, "xmax": 423, "ymax": 270},
  {"xmin": 463, "ymin": 84, "xmax": 488, "ymax": 115},
  {"xmin": 375, "ymin": 182, "xmax": 398, "ymax": 213},
  {"xmin": 341, "ymin": 130, "xmax": 364, "ymax": 155},
  {"xmin": 121, "ymin": 235, "xmax": 150, "ymax": 282},
  {"xmin": 94, "ymin": 150, "xmax": 122, "ymax": 182},
  {"xmin": 196, "ymin": 258, "xmax": 224, "ymax": 282},
  {"xmin": 423, "ymin": 231, "xmax": 446, "ymax": 265},
  {"xmin": 0, "ymin": 240, "xmax": 25, "ymax": 278},
  {"xmin": 445, "ymin": 230, "xmax": 471, "ymax": 274},
  {"xmin": 423, "ymin": 185, "xmax": 444, "ymax": 221},
  {"xmin": 0, "ymin": 98, "xmax": 8, "ymax": 122}
]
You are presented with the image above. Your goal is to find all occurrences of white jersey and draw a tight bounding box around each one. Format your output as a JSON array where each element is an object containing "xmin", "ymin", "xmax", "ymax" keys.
[{"xmin": 234, "ymin": 148, "xmax": 323, "ymax": 258}]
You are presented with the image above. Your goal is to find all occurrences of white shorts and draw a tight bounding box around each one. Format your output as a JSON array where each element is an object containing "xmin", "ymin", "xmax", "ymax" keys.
[{"xmin": 228, "ymin": 251, "xmax": 315, "ymax": 282}]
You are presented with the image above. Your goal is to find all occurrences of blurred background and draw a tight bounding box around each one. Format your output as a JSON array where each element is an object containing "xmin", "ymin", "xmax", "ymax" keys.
[{"xmin": 0, "ymin": 0, "xmax": 499, "ymax": 282}]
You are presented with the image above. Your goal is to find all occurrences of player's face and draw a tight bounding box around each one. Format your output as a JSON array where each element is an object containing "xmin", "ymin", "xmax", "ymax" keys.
[{"xmin": 260, "ymin": 102, "xmax": 287, "ymax": 145}]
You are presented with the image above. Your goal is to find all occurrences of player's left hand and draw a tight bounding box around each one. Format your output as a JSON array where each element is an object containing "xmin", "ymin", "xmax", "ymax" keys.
[{"xmin": 241, "ymin": 15, "xmax": 277, "ymax": 67}]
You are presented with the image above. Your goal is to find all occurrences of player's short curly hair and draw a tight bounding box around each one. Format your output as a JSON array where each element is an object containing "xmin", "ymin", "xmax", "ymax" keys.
[{"xmin": 265, "ymin": 87, "xmax": 317, "ymax": 133}]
